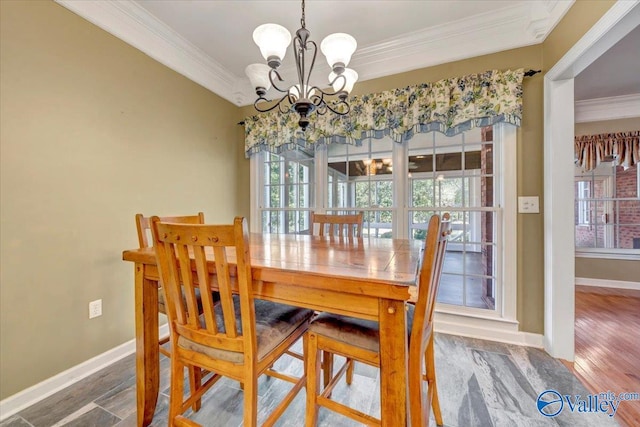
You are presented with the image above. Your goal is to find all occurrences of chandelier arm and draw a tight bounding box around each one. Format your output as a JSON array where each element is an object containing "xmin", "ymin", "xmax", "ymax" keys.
[
  {"xmin": 268, "ymin": 68, "xmax": 290, "ymax": 94},
  {"xmin": 327, "ymin": 73, "xmax": 347, "ymax": 95},
  {"xmin": 304, "ymin": 40, "xmax": 318, "ymax": 98},
  {"xmin": 293, "ymin": 36, "xmax": 305, "ymax": 95},
  {"xmin": 253, "ymin": 94, "xmax": 289, "ymax": 113},
  {"xmin": 278, "ymin": 99, "xmax": 290, "ymax": 114},
  {"xmin": 316, "ymin": 103, "xmax": 327, "ymax": 115},
  {"xmin": 309, "ymin": 90, "xmax": 324, "ymax": 106}
]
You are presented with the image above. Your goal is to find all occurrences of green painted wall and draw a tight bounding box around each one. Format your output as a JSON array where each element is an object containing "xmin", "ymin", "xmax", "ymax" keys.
[{"xmin": 0, "ymin": 0, "xmax": 239, "ymax": 398}]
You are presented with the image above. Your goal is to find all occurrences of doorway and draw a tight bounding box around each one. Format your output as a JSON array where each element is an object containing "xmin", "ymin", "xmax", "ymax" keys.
[{"xmin": 543, "ymin": 2, "xmax": 640, "ymax": 360}]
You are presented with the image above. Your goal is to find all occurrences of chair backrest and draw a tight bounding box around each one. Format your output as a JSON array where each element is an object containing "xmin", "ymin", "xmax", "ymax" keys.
[
  {"xmin": 151, "ymin": 217, "xmax": 257, "ymax": 360},
  {"xmin": 411, "ymin": 213, "xmax": 450, "ymax": 337},
  {"xmin": 135, "ymin": 212, "xmax": 204, "ymax": 248},
  {"xmin": 408, "ymin": 213, "xmax": 450, "ymax": 425},
  {"xmin": 311, "ymin": 212, "xmax": 364, "ymax": 238}
]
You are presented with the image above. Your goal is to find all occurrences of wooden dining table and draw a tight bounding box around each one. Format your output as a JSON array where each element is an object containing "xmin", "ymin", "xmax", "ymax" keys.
[{"xmin": 122, "ymin": 232, "xmax": 423, "ymax": 427}]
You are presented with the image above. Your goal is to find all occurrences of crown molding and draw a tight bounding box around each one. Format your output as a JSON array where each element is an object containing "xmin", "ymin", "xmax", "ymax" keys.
[
  {"xmin": 575, "ymin": 94, "xmax": 640, "ymax": 123},
  {"xmin": 54, "ymin": 0, "xmax": 242, "ymax": 105},
  {"xmin": 56, "ymin": 0, "xmax": 574, "ymax": 107}
]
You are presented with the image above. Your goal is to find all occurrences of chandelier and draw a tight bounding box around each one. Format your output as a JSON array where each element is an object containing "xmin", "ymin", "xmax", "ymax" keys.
[{"xmin": 245, "ymin": 0, "xmax": 358, "ymax": 130}]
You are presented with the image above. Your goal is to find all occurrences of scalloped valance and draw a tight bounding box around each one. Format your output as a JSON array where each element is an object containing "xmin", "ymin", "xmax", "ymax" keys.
[
  {"xmin": 575, "ymin": 131, "xmax": 640, "ymax": 171},
  {"xmin": 243, "ymin": 68, "xmax": 525, "ymax": 157}
]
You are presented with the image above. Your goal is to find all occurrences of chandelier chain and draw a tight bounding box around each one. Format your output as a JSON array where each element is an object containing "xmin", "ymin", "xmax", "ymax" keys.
[{"xmin": 301, "ymin": 0, "xmax": 306, "ymax": 29}]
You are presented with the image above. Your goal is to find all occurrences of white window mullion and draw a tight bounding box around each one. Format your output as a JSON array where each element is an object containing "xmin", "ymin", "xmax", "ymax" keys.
[
  {"xmin": 250, "ymin": 153, "xmax": 262, "ymax": 233},
  {"xmin": 314, "ymin": 145, "xmax": 328, "ymax": 213},
  {"xmin": 495, "ymin": 122, "xmax": 517, "ymax": 322},
  {"xmin": 393, "ymin": 141, "xmax": 408, "ymax": 239}
]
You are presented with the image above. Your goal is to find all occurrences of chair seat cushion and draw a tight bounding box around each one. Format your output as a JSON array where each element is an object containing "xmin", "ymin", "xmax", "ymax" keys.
[
  {"xmin": 178, "ymin": 298, "xmax": 314, "ymax": 364},
  {"xmin": 309, "ymin": 305, "xmax": 415, "ymax": 353}
]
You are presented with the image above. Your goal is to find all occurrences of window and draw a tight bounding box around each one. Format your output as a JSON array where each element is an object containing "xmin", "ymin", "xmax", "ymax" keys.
[
  {"xmin": 260, "ymin": 150, "xmax": 314, "ymax": 234},
  {"xmin": 327, "ymin": 139, "xmax": 394, "ymax": 237},
  {"xmin": 576, "ymin": 181, "xmax": 591, "ymax": 225},
  {"xmin": 251, "ymin": 124, "xmax": 517, "ymax": 320},
  {"xmin": 575, "ymin": 163, "xmax": 640, "ymax": 255},
  {"xmin": 407, "ymin": 129, "xmax": 496, "ymax": 310}
]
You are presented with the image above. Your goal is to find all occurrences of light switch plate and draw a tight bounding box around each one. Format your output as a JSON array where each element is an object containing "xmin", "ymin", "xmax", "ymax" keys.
[{"xmin": 518, "ymin": 196, "xmax": 540, "ymax": 213}]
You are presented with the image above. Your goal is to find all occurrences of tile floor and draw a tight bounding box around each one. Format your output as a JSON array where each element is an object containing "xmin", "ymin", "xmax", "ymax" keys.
[{"xmin": 1, "ymin": 334, "xmax": 620, "ymax": 427}]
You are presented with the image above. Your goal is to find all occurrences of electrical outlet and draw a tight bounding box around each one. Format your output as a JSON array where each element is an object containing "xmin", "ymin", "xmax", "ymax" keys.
[{"xmin": 89, "ymin": 299, "xmax": 102, "ymax": 319}]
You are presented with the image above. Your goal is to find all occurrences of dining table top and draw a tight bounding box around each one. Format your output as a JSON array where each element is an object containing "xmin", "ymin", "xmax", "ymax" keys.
[{"xmin": 123, "ymin": 232, "xmax": 423, "ymax": 292}]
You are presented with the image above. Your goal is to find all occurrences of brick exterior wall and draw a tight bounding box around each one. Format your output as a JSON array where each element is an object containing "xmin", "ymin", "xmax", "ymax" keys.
[{"xmin": 615, "ymin": 165, "xmax": 640, "ymax": 249}]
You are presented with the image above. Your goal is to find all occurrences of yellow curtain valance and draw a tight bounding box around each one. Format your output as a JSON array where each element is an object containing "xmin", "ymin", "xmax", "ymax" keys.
[
  {"xmin": 575, "ymin": 131, "xmax": 640, "ymax": 171},
  {"xmin": 243, "ymin": 68, "xmax": 525, "ymax": 157}
]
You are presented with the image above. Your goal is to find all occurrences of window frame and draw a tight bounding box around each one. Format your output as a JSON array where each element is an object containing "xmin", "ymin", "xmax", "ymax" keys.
[
  {"xmin": 574, "ymin": 164, "xmax": 640, "ymax": 260},
  {"xmin": 249, "ymin": 123, "xmax": 518, "ymax": 322}
]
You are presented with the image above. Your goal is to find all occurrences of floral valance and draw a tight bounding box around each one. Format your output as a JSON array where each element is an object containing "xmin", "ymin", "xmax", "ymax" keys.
[
  {"xmin": 244, "ymin": 68, "xmax": 525, "ymax": 157},
  {"xmin": 575, "ymin": 131, "xmax": 639, "ymax": 171}
]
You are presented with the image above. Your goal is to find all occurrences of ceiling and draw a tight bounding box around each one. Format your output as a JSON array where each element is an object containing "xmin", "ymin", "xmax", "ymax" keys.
[
  {"xmin": 133, "ymin": 0, "xmax": 548, "ymax": 79},
  {"xmin": 575, "ymin": 24, "xmax": 640, "ymax": 101},
  {"xmin": 57, "ymin": 0, "xmax": 575, "ymax": 106},
  {"xmin": 55, "ymin": 0, "xmax": 639, "ymax": 110}
]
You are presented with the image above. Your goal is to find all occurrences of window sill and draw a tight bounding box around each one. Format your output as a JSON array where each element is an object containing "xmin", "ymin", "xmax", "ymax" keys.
[{"xmin": 575, "ymin": 249, "xmax": 640, "ymax": 260}]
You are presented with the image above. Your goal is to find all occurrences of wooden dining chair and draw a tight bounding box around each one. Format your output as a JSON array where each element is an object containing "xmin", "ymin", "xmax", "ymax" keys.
[
  {"xmin": 304, "ymin": 213, "xmax": 450, "ymax": 427},
  {"xmin": 311, "ymin": 211, "xmax": 364, "ymax": 238},
  {"xmin": 136, "ymin": 212, "xmax": 208, "ymax": 411},
  {"xmin": 309, "ymin": 211, "xmax": 364, "ymax": 388},
  {"xmin": 151, "ymin": 217, "xmax": 314, "ymax": 427},
  {"xmin": 135, "ymin": 213, "xmax": 206, "ymax": 351}
]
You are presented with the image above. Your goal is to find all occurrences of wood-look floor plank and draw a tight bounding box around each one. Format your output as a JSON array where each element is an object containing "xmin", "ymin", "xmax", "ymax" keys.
[
  {"xmin": 13, "ymin": 328, "xmax": 635, "ymax": 427},
  {"xmin": 570, "ymin": 286, "xmax": 640, "ymax": 427}
]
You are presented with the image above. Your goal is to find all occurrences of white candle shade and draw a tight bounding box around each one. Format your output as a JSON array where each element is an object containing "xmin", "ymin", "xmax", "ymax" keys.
[
  {"xmin": 253, "ymin": 24, "xmax": 292, "ymax": 64},
  {"xmin": 320, "ymin": 33, "xmax": 357, "ymax": 69},
  {"xmin": 245, "ymin": 63, "xmax": 272, "ymax": 92}
]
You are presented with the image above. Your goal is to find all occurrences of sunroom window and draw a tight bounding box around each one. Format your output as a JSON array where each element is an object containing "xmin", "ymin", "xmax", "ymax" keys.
[
  {"xmin": 407, "ymin": 128, "xmax": 497, "ymax": 310},
  {"xmin": 251, "ymin": 123, "xmax": 517, "ymax": 319},
  {"xmin": 327, "ymin": 139, "xmax": 394, "ymax": 238}
]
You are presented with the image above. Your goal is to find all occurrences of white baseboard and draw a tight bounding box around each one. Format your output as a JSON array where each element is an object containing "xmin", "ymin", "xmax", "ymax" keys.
[
  {"xmin": 434, "ymin": 311, "xmax": 544, "ymax": 348},
  {"xmin": 0, "ymin": 324, "xmax": 169, "ymax": 422},
  {"xmin": 575, "ymin": 277, "xmax": 640, "ymax": 291}
]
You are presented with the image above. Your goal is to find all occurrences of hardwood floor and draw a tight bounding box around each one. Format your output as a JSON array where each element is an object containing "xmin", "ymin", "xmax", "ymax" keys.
[
  {"xmin": 565, "ymin": 286, "xmax": 640, "ymax": 427},
  {"xmin": 1, "ymin": 333, "xmax": 619, "ymax": 427}
]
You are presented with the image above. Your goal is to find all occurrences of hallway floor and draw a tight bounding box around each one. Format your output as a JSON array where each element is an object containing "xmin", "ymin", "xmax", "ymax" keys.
[{"xmin": 565, "ymin": 286, "xmax": 640, "ymax": 427}]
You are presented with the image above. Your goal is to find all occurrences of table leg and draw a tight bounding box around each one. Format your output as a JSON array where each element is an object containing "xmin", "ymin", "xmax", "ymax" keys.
[
  {"xmin": 135, "ymin": 264, "xmax": 159, "ymax": 427},
  {"xmin": 378, "ymin": 299, "xmax": 408, "ymax": 427}
]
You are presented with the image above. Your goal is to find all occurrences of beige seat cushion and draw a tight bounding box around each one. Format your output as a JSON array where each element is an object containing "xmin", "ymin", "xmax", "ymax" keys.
[
  {"xmin": 178, "ymin": 298, "xmax": 313, "ymax": 364},
  {"xmin": 309, "ymin": 305, "xmax": 415, "ymax": 353}
]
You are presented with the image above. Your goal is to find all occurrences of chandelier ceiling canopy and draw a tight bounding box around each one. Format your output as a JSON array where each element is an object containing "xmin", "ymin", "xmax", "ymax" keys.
[{"xmin": 245, "ymin": 0, "xmax": 358, "ymax": 130}]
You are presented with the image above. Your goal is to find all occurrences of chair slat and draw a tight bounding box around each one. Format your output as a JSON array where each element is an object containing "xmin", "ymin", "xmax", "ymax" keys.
[
  {"xmin": 194, "ymin": 246, "xmax": 217, "ymax": 334},
  {"xmin": 164, "ymin": 244, "xmax": 187, "ymax": 325},
  {"xmin": 214, "ymin": 246, "xmax": 238, "ymax": 338},
  {"xmin": 311, "ymin": 212, "xmax": 364, "ymax": 238},
  {"xmin": 177, "ymin": 244, "xmax": 200, "ymax": 328}
]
